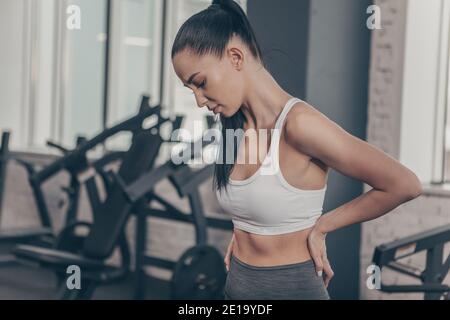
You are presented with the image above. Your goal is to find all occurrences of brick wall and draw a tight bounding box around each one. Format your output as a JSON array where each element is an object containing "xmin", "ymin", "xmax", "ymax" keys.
[{"xmin": 362, "ymin": 0, "xmax": 450, "ymax": 299}]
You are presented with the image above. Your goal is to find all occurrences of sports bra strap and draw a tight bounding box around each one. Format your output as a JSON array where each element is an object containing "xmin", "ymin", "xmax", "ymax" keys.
[
  {"xmin": 272, "ymin": 97, "xmax": 302, "ymax": 155},
  {"xmin": 261, "ymin": 97, "xmax": 302, "ymax": 175},
  {"xmin": 274, "ymin": 97, "xmax": 303, "ymax": 130}
]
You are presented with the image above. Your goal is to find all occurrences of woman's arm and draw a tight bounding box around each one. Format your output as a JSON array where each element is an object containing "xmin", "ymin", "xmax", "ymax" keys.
[
  {"xmin": 285, "ymin": 103, "xmax": 422, "ymax": 285},
  {"xmin": 285, "ymin": 103, "xmax": 422, "ymax": 234}
]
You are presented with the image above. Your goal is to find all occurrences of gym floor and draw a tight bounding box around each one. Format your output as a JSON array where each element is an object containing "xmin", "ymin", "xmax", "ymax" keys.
[
  {"xmin": 0, "ymin": 243, "xmax": 170, "ymax": 299},
  {"xmin": 0, "ymin": 264, "xmax": 170, "ymax": 299}
]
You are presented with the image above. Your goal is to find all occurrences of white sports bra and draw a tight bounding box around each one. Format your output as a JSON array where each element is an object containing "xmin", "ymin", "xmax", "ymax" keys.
[{"xmin": 215, "ymin": 97, "xmax": 327, "ymax": 235}]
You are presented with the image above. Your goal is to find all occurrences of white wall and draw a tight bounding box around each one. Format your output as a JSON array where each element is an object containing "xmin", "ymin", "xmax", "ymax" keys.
[{"xmin": 399, "ymin": 0, "xmax": 450, "ymax": 183}]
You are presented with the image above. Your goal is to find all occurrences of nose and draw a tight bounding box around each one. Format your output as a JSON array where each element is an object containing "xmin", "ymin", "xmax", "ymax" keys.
[{"xmin": 193, "ymin": 90, "xmax": 209, "ymax": 109}]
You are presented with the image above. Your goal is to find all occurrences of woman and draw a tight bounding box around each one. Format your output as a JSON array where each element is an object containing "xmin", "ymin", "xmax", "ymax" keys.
[{"xmin": 171, "ymin": 0, "xmax": 422, "ymax": 300}]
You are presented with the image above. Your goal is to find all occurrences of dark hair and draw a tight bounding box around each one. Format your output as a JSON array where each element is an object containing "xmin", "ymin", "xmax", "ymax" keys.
[{"xmin": 171, "ymin": 0, "xmax": 265, "ymax": 193}]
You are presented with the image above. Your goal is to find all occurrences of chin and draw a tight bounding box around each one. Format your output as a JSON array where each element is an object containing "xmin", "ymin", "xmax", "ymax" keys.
[
  {"xmin": 221, "ymin": 108, "xmax": 239, "ymax": 118},
  {"xmin": 219, "ymin": 110, "xmax": 231, "ymax": 118}
]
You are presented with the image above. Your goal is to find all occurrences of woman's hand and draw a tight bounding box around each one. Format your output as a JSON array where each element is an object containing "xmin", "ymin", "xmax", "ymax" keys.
[
  {"xmin": 307, "ymin": 227, "xmax": 334, "ymax": 288},
  {"xmin": 224, "ymin": 232, "xmax": 235, "ymax": 272}
]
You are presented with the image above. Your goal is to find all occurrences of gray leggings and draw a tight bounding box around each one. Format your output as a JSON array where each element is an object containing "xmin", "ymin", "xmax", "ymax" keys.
[{"xmin": 224, "ymin": 254, "xmax": 330, "ymax": 300}]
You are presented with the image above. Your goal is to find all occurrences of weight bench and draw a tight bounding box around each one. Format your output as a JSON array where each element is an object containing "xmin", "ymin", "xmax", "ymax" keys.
[
  {"xmin": 9, "ymin": 129, "xmax": 163, "ymax": 299},
  {"xmin": 372, "ymin": 223, "xmax": 450, "ymax": 299}
]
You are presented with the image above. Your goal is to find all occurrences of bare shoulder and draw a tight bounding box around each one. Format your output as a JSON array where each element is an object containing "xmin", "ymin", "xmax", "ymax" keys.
[
  {"xmin": 288, "ymin": 100, "xmax": 319, "ymax": 115},
  {"xmin": 283, "ymin": 100, "xmax": 421, "ymax": 195},
  {"xmin": 283, "ymin": 100, "xmax": 332, "ymax": 150},
  {"xmin": 283, "ymin": 100, "xmax": 331, "ymax": 166},
  {"xmin": 284, "ymin": 100, "xmax": 326, "ymax": 124}
]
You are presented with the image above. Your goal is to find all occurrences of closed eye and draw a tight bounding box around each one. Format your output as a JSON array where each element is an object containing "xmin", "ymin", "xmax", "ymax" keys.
[
  {"xmin": 189, "ymin": 80, "xmax": 206, "ymax": 94},
  {"xmin": 198, "ymin": 80, "xmax": 206, "ymax": 89}
]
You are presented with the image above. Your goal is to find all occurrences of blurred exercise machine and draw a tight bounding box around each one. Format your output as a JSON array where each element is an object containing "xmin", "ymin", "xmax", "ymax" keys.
[
  {"xmin": 0, "ymin": 132, "xmax": 97, "ymax": 252},
  {"xmin": 372, "ymin": 223, "xmax": 450, "ymax": 299},
  {"xmin": 112, "ymin": 132, "xmax": 233, "ymax": 300},
  {"xmin": 9, "ymin": 128, "xmax": 227, "ymax": 299},
  {"xmin": 12, "ymin": 128, "xmax": 163, "ymax": 299},
  {"xmin": 0, "ymin": 132, "xmax": 10, "ymax": 223},
  {"xmin": 0, "ymin": 95, "xmax": 183, "ymax": 265},
  {"xmin": 1, "ymin": 95, "xmax": 230, "ymax": 299}
]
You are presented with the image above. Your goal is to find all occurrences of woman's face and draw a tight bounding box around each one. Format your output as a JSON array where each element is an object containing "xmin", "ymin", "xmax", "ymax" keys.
[{"xmin": 172, "ymin": 46, "xmax": 246, "ymax": 118}]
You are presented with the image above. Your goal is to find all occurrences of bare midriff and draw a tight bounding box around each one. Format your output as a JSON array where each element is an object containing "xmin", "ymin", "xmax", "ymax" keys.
[{"xmin": 231, "ymin": 227, "xmax": 314, "ymax": 266}]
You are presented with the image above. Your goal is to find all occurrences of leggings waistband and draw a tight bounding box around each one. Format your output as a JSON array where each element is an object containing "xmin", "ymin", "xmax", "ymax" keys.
[{"xmin": 230, "ymin": 254, "xmax": 314, "ymax": 271}]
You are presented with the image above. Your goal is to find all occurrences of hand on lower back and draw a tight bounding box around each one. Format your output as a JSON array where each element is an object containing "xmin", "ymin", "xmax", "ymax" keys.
[{"xmin": 224, "ymin": 232, "xmax": 235, "ymax": 272}]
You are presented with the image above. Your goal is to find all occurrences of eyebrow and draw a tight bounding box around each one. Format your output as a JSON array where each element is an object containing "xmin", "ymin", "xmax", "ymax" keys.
[{"xmin": 183, "ymin": 72, "xmax": 200, "ymax": 87}]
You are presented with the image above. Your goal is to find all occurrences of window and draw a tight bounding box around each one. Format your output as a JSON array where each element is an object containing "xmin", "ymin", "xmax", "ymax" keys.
[
  {"xmin": 442, "ymin": 1, "xmax": 450, "ymax": 182},
  {"xmin": 0, "ymin": 0, "xmax": 108, "ymax": 152},
  {"xmin": 0, "ymin": 0, "xmax": 246, "ymax": 154},
  {"xmin": 106, "ymin": 0, "xmax": 163, "ymax": 150},
  {"xmin": 0, "ymin": 0, "xmax": 37, "ymax": 150},
  {"xmin": 398, "ymin": 0, "xmax": 450, "ymax": 185},
  {"xmin": 107, "ymin": 0, "xmax": 163, "ymax": 125},
  {"xmin": 60, "ymin": 0, "xmax": 108, "ymax": 148},
  {"xmin": 433, "ymin": 0, "xmax": 450, "ymax": 183}
]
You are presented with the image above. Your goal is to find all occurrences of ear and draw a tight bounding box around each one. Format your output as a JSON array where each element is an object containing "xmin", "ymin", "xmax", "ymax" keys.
[{"xmin": 228, "ymin": 47, "xmax": 244, "ymax": 71}]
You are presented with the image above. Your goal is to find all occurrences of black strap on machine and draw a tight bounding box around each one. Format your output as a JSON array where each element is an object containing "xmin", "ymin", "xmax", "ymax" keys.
[
  {"xmin": 205, "ymin": 115, "xmax": 217, "ymax": 129},
  {"xmin": 372, "ymin": 223, "xmax": 450, "ymax": 299},
  {"xmin": 0, "ymin": 131, "xmax": 10, "ymax": 224}
]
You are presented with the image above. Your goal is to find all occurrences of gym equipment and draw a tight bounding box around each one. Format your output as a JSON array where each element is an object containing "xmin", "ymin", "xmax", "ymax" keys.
[
  {"xmin": 372, "ymin": 223, "xmax": 450, "ymax": 299},
  {"xmin": 112, "ymin": 134, "xmax": 233, "ymax": 300},
  {"xmin": 2, "ymin": 100, "xmax": 226, "ymax": 299},
  {"xmin": 171, "ymin": 244, "xmax": 227, "ymax": 299},
  {"xmin": 0, "ymin": 131, "xmax": 56, "ymax": 253},
  {"xmin": 7, "ymin": 135, "xmax": 92, "ymax": 248},
  {"xmin": 10, "ymin": 129, "xmax": 163, "ymax": 299},
  {"xmin": 0, "ymin": 95, "xmax": 183, "ymax": 261},
  {"xmin": 0, "ymin": 131, "xmax": 10, "ymax": 224},
  {"xmin": 205, "ymin": 115, "xmax": 217, "ymax": 129}
]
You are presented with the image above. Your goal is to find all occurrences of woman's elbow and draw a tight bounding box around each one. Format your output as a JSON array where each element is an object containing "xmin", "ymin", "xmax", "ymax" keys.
[{"xmin": 399, "ymin": 174, "xmax": 423, "ymax": 200}]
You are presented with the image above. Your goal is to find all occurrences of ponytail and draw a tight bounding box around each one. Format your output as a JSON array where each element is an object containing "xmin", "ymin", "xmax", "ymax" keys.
[{"xmin": 171, "ymin": 0, "xmax": 264, "ymax": 192}]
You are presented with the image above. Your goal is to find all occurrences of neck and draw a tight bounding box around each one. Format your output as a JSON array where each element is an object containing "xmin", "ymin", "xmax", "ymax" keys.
[{"xmin": 240, "ymin": 67, "xmax": 293, "ymax": 130}]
